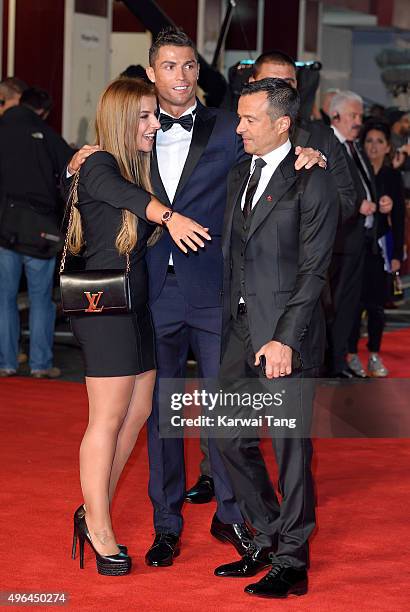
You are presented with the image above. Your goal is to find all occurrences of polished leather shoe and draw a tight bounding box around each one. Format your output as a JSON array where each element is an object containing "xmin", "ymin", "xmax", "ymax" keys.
[
  {"xmin": 145, "ymin": 533, "xmax": 180, "ymax": 567},
  {"xmin": 185, "ymin": 475, "xmax": 215, "ymax": 504},
  {"xmin": 245, "ymin": 564, "xmax": 308, "ymax": 598},
  {"xmin": 214, "ymin": 544, "xmax": 274, "ymax": 578},
  {"xmin": 210, "ymin": 513, "xmax": 253, "ymax": 555}
]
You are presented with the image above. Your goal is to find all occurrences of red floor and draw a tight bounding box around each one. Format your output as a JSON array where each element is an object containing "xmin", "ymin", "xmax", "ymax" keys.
[{"xmin": 1, "ymin": 329, "xmax": 409, "ymax": 611}]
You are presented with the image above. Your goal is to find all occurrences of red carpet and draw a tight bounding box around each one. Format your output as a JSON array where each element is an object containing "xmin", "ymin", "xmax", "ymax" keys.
[{"xmin": 1, "ymin": 328, "xmax": 410, "ymax": 611}]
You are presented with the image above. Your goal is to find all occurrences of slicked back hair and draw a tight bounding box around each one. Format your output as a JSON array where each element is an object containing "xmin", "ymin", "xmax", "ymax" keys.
[
  {"xmin": 149, "ymin": 27, "xmax": 198, "ymax": 67},
  {"xmin": 241, "ymin": 78, "xmax": 300, "ymax": 126}
]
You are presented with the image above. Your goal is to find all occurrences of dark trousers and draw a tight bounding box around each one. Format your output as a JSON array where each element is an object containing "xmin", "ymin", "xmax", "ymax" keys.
[
  {"xmin": 327, "ymin": 247, "xmax": 365, "ymax": 373},
  {"xmin": 148, "ymin": 274, "xmax": 243, "ymax": 534},
  {"xmin": 216, "ymin": 312, "xmax": 316, "ymax": 570},
  {"xmin": 199, "ymin": 434, "xmax": 211, "ymax": 476},
  {"xmin": 348, "ymin": 244, "xmax": 386, "ymax": 353}
]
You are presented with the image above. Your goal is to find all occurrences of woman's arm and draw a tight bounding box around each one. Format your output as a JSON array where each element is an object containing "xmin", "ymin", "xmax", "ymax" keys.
[{"xmin": 82, "ymin": 151, "xmax": 211, "ymax": 253}]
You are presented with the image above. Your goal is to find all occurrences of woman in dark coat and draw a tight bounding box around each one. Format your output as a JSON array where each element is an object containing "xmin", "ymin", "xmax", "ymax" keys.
[{"xmin": 347, "ymin": 121, "xmax": 405, "ymax": 377}]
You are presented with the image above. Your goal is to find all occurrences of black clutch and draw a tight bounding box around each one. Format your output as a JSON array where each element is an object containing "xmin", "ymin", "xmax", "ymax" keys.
[
  {"xmin": 60, "ymin": 269, "xmax": 131, "ymax": 314},
  {"xmin": 59, "ymin": 171, "xmax": 131, "ymax": 315}
]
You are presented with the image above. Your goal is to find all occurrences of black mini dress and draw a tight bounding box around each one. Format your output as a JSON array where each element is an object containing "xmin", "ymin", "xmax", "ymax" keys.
[{"xmin": 69, "ymin": 151, "xmax": 157, "ymax": 377}]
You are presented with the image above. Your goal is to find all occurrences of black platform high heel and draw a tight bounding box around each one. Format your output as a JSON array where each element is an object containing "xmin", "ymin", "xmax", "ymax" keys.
[
  {"xmin": 73, "ymin": 505, "xmax": 128, "ymax": 555},
  {"xmin": 71, "ymin": 513, "xmax": 132, "ymax": 576}
]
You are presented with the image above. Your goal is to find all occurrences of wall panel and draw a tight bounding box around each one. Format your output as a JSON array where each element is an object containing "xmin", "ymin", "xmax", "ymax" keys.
[{"xmin": 14, "ymin": 0, "xmax": 65, "ymax": 132}]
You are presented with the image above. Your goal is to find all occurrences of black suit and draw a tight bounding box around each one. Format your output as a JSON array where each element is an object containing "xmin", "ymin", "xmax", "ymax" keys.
[
  {"xmin": 217, "ymin": 147, "xmax": 338, "ymax": 569},
  {"xmin": 326, "ymin": 139, "xmax": 387, "ymax": 374},
  {"xmin": 293, "ymin": 120, "xmax": 356, "ymax": 225}
]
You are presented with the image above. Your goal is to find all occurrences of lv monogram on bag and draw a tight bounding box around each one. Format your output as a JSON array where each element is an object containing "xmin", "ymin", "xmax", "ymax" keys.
[{"xmin": 84, "ymin": 291, "xmax": 104, "ymax": 313}]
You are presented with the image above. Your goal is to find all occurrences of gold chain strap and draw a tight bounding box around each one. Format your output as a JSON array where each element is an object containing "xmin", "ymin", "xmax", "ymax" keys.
[
  {"xmin": 59, "ymin": 171, "xmax": 80, "ymax": 275},
  {"xmin": 123, "ymin": 212, "xmax": 131, "ymax": 274}
]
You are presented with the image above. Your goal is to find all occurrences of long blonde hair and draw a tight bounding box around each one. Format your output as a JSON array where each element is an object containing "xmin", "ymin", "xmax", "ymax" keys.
[{"xmin": 68, "ymin": 77, "xmax": 158, "ymax": 256}]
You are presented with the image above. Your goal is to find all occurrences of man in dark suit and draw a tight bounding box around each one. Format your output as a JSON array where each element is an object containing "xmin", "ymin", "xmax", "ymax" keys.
[
  {"xmin": 214, "ymin": 78, "xmax": 338, "ymax": 598},
  {"xmin": 328, "ymin": 91, "xmax": 391, "ymax": 377}
]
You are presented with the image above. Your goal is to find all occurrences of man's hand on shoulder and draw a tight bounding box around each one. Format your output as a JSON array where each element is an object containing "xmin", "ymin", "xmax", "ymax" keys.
[
  {"xmin": 294, "ymin": 146, "xmax": 327, "ymax": 170},
  {"xmin": 67, "ymin": 144, "xmax": 100, "ymax": 175},
  {"xmin": 255, "ymin": 341, "xmax": 292, "ymax": 379}
]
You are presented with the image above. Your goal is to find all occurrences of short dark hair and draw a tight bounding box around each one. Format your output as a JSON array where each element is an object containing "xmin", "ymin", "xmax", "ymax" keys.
[
  {"xmin": 253, "ymin": 50, "xmax": 295, "ymax": 78},
  {"xmin": 241, "ymin": 78, "xmax": 300, "ymax": 125},
  {"xmin": 20, "ymin": 87, "xmax": 53, "ymax": 113},
  {"xmin": 361, "ymin": 120, "xmax": 391, "ymax": 145},
  {"xmin": 0, "ymin": 76, "xmax": 28, "ymax": 99},
  {"xmin": 149, "ymin": 27, "xmax": 198, "ymax": 66}
]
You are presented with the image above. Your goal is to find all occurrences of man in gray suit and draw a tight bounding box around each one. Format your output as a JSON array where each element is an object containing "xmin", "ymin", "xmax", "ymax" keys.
[{"xmin": 214, "ymin": 78, "xmax": 338, "ymax": 598}]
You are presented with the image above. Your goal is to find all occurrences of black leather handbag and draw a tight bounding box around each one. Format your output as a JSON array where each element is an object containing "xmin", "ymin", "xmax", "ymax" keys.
[
  {"xmin": 0, "ymin": 195, "xmax": 64, "ymax": 259},
  {"xmin": 59, "ymin": 171, "xmax": 131, "ymax": 315}
]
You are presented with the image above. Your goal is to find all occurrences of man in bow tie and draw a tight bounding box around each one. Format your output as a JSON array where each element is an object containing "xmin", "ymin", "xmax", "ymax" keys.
[{"xmin": 214, "ymin": 78, "xmax": 338, "ymax": 598}]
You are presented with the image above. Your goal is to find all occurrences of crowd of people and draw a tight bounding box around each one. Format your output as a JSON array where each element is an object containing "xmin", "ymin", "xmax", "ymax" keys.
[{"xmin": 0, "ymin": 27, "xmax": 408, "ymax": 598}]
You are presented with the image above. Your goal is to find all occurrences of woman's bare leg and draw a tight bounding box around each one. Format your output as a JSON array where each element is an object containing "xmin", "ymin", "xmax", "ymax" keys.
[
  {"xmin": 108, "ymin": 369, "xmax": 156, "ymax": 502},
  {"xmin": 80, "ymin": 375, "xmax": 135, "ymax": 556}
]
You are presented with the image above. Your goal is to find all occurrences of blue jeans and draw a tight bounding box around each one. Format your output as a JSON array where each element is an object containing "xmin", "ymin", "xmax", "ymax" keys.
[{"xmin": 0, "ymin": 247, "xmax": 56, "ymax": 371}]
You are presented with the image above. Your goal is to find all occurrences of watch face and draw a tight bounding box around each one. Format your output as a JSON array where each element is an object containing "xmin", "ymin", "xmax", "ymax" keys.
[{"xmin": 162, "ymin": 210, "xmax": 172, "ymax": 223}]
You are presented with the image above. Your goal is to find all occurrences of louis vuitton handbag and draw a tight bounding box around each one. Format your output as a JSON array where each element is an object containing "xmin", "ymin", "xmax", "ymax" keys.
[{"xmin": 59, "ymin": 171, "xmax": 131, "ymax": 315}]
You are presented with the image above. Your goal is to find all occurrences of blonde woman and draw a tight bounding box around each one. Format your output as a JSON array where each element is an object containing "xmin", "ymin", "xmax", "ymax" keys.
[{"xmin": 68, "ymin": 78, "xmax": 210, "ymax": 575}]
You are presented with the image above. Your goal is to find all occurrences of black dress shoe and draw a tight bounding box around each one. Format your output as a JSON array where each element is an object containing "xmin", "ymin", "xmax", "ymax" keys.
[
  {"xmin": 210, "ymin": 513, "xmax": 253, "ymax": 555},
  {"xmin": 245, "ymin": 565, "xmax": 308, "ymax": 598},
  {"xmin": 214, "ymin": 544, "xmax": 274, "ymax": 578},
  {"xmin": 185, "ymin": 475, "xmax": 215, "ymax": 504},
  {"xmin": 145, "ymin": 533, "xmax": 180, "ymax": 567}
]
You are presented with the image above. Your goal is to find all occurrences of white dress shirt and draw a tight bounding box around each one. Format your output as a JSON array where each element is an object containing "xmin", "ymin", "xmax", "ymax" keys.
[
  {"xmin": 239, "ymin": 139, "xmax": 291, "ymax": 304},
  {"xmin": 241, "ymin": 139, "xmax": 292, "ymax": 211},
  {"xmin": 156, "ymin": 103, "xmax": 197, "ymax": 265}
]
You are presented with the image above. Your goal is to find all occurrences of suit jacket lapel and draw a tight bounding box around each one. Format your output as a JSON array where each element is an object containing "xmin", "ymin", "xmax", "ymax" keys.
[
  {"xmin": 173, "ymin": 102, "xmax": 216, "ymax": 202},
  {"xmin": 222, "ymin": 160, "xmax": 250, "ymax": 258},
  {"xmin": 247, "ymin": 151, "xmax": 298, "ymax": 244},
  {"xmin": 151, "ymin": 147, "xmax": 171, "ymax": 207}
]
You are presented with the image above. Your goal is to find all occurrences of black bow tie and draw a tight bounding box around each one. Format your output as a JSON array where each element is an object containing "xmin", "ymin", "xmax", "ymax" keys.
[{"xmin": 159, "ymin": 113, "xmax": 194, "ymax": 132}]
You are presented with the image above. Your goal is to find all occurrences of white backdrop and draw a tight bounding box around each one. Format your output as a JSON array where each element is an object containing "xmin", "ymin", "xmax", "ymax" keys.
[{"xmin": 62, "ymin": 0, "xmax": 112, "ymax": 146}]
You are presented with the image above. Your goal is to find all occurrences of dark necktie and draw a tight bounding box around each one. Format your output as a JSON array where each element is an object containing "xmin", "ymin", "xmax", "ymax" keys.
[
  {"xmin": 345, "ymin": 140, "xmax": 372, "ymax": 196},
  {"xmin": 159, "ymin": 113, "xmax": 194, "ymax": 132},
  {"xmin": 243, "ymin": 158, "xmax": 267, "ymax": 219}
]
